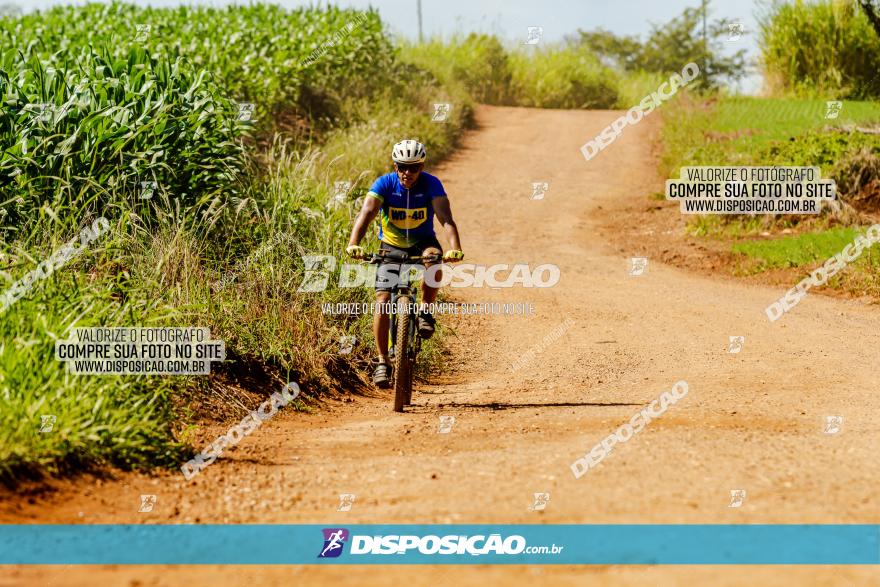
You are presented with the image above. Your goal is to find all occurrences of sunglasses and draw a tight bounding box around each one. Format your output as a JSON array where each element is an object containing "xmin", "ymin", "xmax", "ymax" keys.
[{"xmin": 396, "ymin": 163, "xmax": 422, "ymax": 173}]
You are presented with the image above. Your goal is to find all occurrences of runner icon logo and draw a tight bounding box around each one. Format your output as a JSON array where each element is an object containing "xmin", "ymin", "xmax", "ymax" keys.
[
  {"xmin": 39, "ymin": 415, "xmax": 56, "ymax": 433},
  {"xmin": 524, "ymin": 26, "xmax": 543, "ymax": 45},
  {"xmin": 438, "ymin": 415, "xmax": 455, "ymax": 434},
  {"xmin": 319, "ymin": 528, "xmax": 350, "ymax": 558},
  {"xmin": 432, "ymin": 103, "xmax": 451, "ymax": 122},
  {"xmin": 237, "ymin": 102, "xmax": 255, "ymax": 122},
  {"xmin": 530, "ymin": 492, "xmax": 550, "ymax": 511},
  {"xmin": 727, "ymin": 22, "xmax": 744, "ymax": 41},
  {"xmin": 824, "ymin": 415, "xmax": 843, "ymax": 435},
  {"xmin": 139, "ymin": 180, "xmax": 157, "ymax": 200},
  {"xmin": 138, "ymin": 494, "xmax": 157, "ymax": 513},
  {"xmin": 530, "ymin": 182, "xmax": 549, "ymax": 200},
  {"xmin": 824, "ymin": 101, "xmax": 842, "ymax": 120},
  {"xmin": 330, "ymin": 181, "xmax": 352, "ymax": 208},
  {"xmin": 728, "ymin": 489, "xmax": 746, "ymax": 508},
  {"xmin": 629, "ymin": 257, "xmax": 648, "ymax": 276},
  {"xmin": 134, "ymin": 23, "xmax": 151, "ymax": 43},
  {"xmin": 337, "ymin": 494, "xmax": 356, "ymax": 512},
  {"xmin": 338, "ymin": 335, "xmax": 356, "ymax": 355},
  {"xmin": 727, "ymin": 336, "xmax": 745, "ymax": 354}
]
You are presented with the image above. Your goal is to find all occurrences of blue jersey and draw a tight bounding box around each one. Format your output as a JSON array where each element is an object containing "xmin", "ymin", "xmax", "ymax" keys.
[{"xmin": 367, "ymin": 172, "xmax": 447, "ymax": 248}]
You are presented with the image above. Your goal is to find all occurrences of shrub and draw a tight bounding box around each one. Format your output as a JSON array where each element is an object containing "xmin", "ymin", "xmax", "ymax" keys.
[
  {"xmin": 508, "ymin": 46, "xmax": 619, "ymax": 109},
  {"xmin": 401, "ymin": 33, "xmax": 512, "ymax": 104},
  {"xmin": 759, "ymin": 0, "xmax": 880, "ymax": 99}
]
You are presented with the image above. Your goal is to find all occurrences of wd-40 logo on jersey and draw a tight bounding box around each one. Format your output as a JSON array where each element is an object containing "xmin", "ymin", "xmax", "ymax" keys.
[
  {"xmin": 388, "ymin": 207, "xmax": 427, "ymax": 229},
  {"xmin": 318, "ymin": 528, "xmax": 349, "ymax": 558}
]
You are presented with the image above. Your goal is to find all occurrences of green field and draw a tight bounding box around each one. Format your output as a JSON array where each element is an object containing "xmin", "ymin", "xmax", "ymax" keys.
[
  {"xmin": 662, "ymin": 93, "xmax": 880, "ymax": 287},
  {"xmin": 0, "ymin": 2, "xmax": 469, "ymax": 481},
  {"xmin": 732, "ymin": 227, "xmax": 860, "ymax": 270},
  {"xmin": 662, "ymin": 95, "xmax": 880, "ymax": 174}
]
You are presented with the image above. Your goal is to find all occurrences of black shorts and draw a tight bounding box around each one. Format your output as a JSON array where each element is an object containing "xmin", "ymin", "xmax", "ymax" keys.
[{"xmin": 374, "ymin": 237, "xmax": 443, "ymax": 293}]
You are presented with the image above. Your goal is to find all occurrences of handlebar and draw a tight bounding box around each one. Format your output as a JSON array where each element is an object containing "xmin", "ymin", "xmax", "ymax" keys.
[{"xmin": 361, "ymin": 250, "xmax": 446, "ymax": 264}]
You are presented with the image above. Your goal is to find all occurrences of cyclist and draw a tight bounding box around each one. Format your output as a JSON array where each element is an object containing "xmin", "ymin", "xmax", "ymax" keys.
[{"xmin": 346, "ymin": 139, "xmax": 464, "ymax": 388}]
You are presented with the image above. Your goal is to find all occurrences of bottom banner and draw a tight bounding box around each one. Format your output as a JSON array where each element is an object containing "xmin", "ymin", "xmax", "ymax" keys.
[{"xmin": 1, "ymin": 524, "xmax": 878, "ymax": 564}]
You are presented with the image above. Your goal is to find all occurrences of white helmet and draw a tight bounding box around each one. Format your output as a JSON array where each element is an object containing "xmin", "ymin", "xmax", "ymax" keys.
[{"xmin": 392, "ymin": 139, "xmax": 427, "ymax": 164}]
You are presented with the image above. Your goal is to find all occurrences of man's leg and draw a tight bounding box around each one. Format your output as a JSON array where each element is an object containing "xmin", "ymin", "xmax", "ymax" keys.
[
  {"xmin": 373, "ymin": 291, "xmax": 391, "ymax": 363},
  {"xmin": 421, "ymin": 246, "xmax": 442, "ymax": 305},
  {"xmin": 418, "ymin": 246, "xmax": 442, "ymax": 338},
  {"xmin": 372, "ymin": 290, "xmax": 392, "ymax": 388}
]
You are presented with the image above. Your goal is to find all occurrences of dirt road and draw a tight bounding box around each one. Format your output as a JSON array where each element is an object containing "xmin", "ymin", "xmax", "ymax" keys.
[{"xmin": 4, "ymin": 105, "xmax": 880, "ymax": 585}]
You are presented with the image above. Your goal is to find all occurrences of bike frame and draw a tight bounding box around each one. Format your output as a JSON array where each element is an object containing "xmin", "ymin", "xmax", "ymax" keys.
[
  {"xmin": 368, "ymin": 249, "xmax": 438, "ymax": 408},
  {"xmin": 379, "ymin": 256, "xmax": 426, "ymax": 352},
  {"xmin": 387, "ymin": 278, "xmax": 420, "ymax": 376}
]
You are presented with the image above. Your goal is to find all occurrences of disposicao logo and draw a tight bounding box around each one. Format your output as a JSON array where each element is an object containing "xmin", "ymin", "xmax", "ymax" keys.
[
  {"xmin": 315, "ymin": 530, "xmax": 563, "ymax": 558},
  {"xmin": 318, "ymin": 528, "xmax": 349, "ymax": 558}
]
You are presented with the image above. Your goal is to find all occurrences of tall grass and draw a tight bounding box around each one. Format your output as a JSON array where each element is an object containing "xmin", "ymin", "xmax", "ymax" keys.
[
  {"xmin": 0, "ymin": 211, "xmax": 186, "ymax": 480},
  {"xmin": 759, "ymin": 0, "xmax": 880, "ymax": 98},
  {"xmin": 507, "ymin": 46, "xmax": 619, "ymax": 109},
  {"xmin": 0, "ymin": 3, "xmax": 469, "ymax": 483},
  {"xmin": 402, "ymin": 34, "xmax": 626, "ymax": 109},
  {"xmin": 320, "ymin": 84, "xmax": 473, "ymax": 180},
  {"xmin": 401, "ymin": 33, "xmax": 512, "ymax": 104},
  {"xmin": 614, "ymin": 70, "xmax": 668, "ymax": 108}
]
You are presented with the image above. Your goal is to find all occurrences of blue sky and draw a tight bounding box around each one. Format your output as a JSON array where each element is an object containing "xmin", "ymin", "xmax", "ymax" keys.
[{"xmin": 15, "ymin": 0, "xmax": 764, "ymax": 92}]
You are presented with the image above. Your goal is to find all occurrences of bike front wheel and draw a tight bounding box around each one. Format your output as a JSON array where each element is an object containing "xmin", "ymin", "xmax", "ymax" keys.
[{"xmin": 392, "ymin": 295, "xmax": 413, "ymax": 412}]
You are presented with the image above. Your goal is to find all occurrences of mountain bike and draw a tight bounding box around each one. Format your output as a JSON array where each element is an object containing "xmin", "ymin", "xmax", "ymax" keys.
[{"xmin": 366, "ymin": 249, "xmax": 441, "ymax": 412}]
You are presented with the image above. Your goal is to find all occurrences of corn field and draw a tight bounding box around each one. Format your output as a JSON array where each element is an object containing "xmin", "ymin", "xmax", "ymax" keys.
[
  {"xmin": 0, "ymin": 2, "xmax": 411, "ymax": 482},
  {"xmin": 0, "ymin": 2, "xmax": 396, "ymax": 233}
]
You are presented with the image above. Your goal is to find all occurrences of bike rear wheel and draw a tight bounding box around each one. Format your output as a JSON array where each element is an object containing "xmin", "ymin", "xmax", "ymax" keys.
[{"xmin": 393, "ymin": 295, "xmax": 413, "ymax": 412}]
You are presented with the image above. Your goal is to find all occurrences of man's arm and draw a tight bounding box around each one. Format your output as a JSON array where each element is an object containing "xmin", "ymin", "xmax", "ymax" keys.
[
  {"xmin": 432, "ymin": 196, "xmax": 462, "ymax": 251},
  {"xmin": 348, "ymin": 194, "xmax": 383, "ymax": 247}
]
